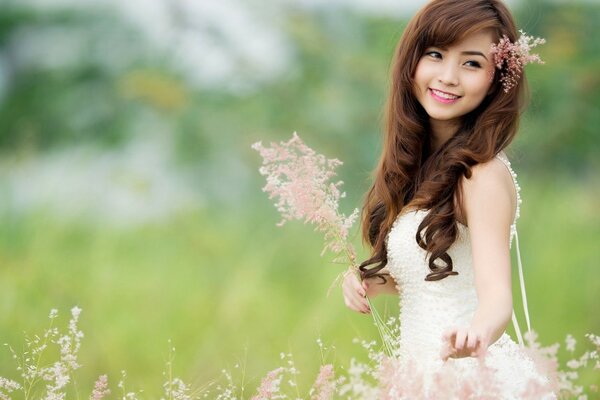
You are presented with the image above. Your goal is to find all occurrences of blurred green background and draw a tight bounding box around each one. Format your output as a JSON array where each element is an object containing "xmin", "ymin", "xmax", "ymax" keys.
[{"xmin": 0, "ymin": 0, "xmax": 598, "ymax": 396}]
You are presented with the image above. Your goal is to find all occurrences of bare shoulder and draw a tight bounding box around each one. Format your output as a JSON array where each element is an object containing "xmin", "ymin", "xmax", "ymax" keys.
[
  {"xmin": 465, "ymin": 155, "xmax": 513, "ymax": 187},
  {"xmin": 457, "ymin": 154, "xmax": 517, "ymax": 227}
]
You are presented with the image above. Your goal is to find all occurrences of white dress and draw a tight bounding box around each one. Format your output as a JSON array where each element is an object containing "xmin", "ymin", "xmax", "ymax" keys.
[{"xmin": 384, "ymin": 153, "xmax": 556, "ymax": 399}]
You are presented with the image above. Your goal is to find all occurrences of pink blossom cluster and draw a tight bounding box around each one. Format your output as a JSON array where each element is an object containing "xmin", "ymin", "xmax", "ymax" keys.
[
  {"xmin": 490, "ymin": 30, "xmax": 546, "ymax": 93},
  {"xmin": 250, "ymin": 367, "xmax": 284, "ymax": 400},
  {"xmin": 309, "ymin": 364, "xmax": 336, "ymax": 400},
  {"xmin": 90, "ymin": 375, "xmax": 110, "ymax": 400},
  {"xmin": 248, "ymin": 352, "xmax": 305, "ymax": 400},
  {"xmin": 251, "ymin": 132, "xmax": 359, "ymax": 265}
]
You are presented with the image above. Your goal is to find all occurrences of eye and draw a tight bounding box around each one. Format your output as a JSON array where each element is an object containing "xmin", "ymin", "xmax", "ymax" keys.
[
  {"xmin": 465, "ymin": 60, "xmax": 482, "ymax": 68},
  {"xmin": 426, "ymin": 51, "xmax": 442, "ymax": 59}
]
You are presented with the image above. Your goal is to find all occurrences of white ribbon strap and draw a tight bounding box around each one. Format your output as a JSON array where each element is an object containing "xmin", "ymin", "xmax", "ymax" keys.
[
  {"xmin": 496, "ymin": 153, "xmax": 532, "ymax": 347},
  {"xmin": 512, "ymin": 311, "xmax": 524, "ymax": 346},
  {"xmin": 511, "ymin": 227, "xmax": 532, "ymax": 347}
]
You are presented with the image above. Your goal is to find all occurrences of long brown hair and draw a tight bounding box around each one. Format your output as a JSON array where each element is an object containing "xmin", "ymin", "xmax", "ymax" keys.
[{"xmin": 359, "ymin": 0, "xmax": 529, "ymax": 283}]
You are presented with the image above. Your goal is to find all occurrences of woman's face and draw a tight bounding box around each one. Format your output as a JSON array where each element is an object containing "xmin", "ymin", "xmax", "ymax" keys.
[{"xmin": 413, "ymin": 29, "xmax": 496, "ymax": 125}]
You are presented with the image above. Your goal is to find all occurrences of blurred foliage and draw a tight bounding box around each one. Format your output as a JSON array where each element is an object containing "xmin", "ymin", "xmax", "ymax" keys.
[
  {"xmin": 513, "ymin": 0, "xmax": 600, "ymax": 176},
  {"xmin": 0, "ymin": 6, "xmax": 163, "ymax": 151},
  {"xmin": 0, "ymin": 1, "xmax": 597, "ymax": 176}
]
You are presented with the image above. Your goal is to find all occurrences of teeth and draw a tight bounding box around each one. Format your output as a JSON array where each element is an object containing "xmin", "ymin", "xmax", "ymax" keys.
[{"xmin": 432, "ymin": 89, "xmax": 459, "ymax": 100}]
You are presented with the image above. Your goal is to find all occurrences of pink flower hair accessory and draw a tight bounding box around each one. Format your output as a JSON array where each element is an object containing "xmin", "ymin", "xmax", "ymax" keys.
[{"xmin": 490, "ymin": 29, "xmax": 546, "ymax": 93}]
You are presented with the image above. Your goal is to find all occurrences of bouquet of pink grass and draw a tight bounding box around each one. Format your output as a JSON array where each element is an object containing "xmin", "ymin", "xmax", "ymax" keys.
[
  {"xmin": 251, "ymin": 132, "xmax": 359, "ymax": 265},
  {"xmin": 251, "ymin": 132, "xmax": 398, "ymax": 356}
]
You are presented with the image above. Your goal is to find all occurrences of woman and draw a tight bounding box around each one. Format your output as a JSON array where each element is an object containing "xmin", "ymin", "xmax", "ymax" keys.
[{"xmin": 342, "ymin": 0, "xmax": 554, "ymax": 397}]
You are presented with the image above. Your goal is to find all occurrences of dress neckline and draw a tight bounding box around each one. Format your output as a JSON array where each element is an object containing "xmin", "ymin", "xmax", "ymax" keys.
[{"xmin": 401, "ymin": 208, "xmax": 469, "ymax": 230}]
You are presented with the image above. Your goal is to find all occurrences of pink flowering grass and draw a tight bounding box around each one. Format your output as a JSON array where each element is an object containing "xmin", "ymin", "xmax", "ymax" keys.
[
  {"xmin": 1, "ymin": 307, "xmax": 599, "ymax": 399},
  {"xmin": 250, "ymin": 367, "xmax": 284, "ymax": 400},
  {"xmin": 1, "ymin": 307, "xmax": 83, "ymax": 400},
  {"xmin": 251, "ymin": 132, "xmax": 359, "ymax": 265},
  {"xmin": 490, "ymin": 29, "xmax": 546, "ymax": 92},
  {"xmin": 252, "ymin": 132, "xmax": 399, "ymax": 357},
  {"xmin": 309, "ymin": 364, "xmax": 336, "ymax": 400},
  {"xmin": 90, "ymin": 375, "xmax": 110, "ymax": 400},
  {"xmin": 200, "ymin": 304, "xmax": 597, "ymax": 399},
  {"xmin": 0, "ymin": 308, "xmax": 206, "ymax": 400}
]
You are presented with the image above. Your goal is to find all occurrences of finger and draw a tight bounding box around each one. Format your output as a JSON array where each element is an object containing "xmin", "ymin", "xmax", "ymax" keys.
[
  {"xmin": 345, "ymin": 284, "xmax": 367, "ymax": 306},
  {"xmin": 358, "ymin": 283, "xmax": 367, "ymax": 298},
  {"xmin": 445, "ymin": 346, "xmax": 458, "ymax": 361},
  {"xmin": 343, "ymin": 293, "xmax": 363, "ymax": 313},
  {"xmin": 361, "ymin": 280, "xmax": 369, "ymax": 294},
  {"xmin": 440, "ymin": 342, "xmax": 454, "ymax": 361},
  {"xmin": 343, "ymin": 268, "xmax": 354, "ymax": 280},
  {"xmin": 342, "ymin": 275, "xmax": 353, "ymax": 291},
  {"xmin": 355, "ymin": 293, "xmax": 370, "ymax": 312},
  {"xmin": 342, "ymin": 287, "xmax": 362, "ymax": 311},
  {"xmin": 455, "ymin": 329, "xmax": 467, "ymax": 351},
  {"xmin": 469, "ymin": 338, "xmax": 487, "ymax": 358},
  {"xmin": 343, "ymin": 298, "xmax": 356, "ymax": 312},
  {"xmin": 477, "ymin": 338, "xmax": 489, "ymax": 358},
  {"xmin": 355, "ymin": 297, "xmax": 370, "ymax": 313},
  {"xmin": 350, "ymin": 277, "xmax": 366, "ymax": 297},
  {"xmin": 348, "ymin": 298, "xmax": 367, "ymax": 313},
  {"xmin": 344, "ymin": 290, "xmax": 369, "ymax": 313},
  {"xmin": 342, "ymin": 282, "xmax": 361, "ymax": 300},
  {"xmin": 344, "ymin": 270, "xmax": 358, "ymax": 283},
  {"xmin": 466, "ymin": 332, "xmax": 479, "ymax": 351},
  {"xmin": 442, "ymin": 327, "xmax": 457, "ymax": 341}
]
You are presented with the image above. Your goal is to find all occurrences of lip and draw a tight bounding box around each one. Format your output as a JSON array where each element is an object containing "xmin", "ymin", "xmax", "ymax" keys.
[{"xmin": 429, "ymin": 88, "xmax": 462, "ymax": 104}]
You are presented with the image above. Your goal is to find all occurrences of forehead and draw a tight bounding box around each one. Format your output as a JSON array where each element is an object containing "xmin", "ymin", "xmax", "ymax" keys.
[{"xmin": 441, "ymin": 30, "xmax": 496, "ymax": 53}]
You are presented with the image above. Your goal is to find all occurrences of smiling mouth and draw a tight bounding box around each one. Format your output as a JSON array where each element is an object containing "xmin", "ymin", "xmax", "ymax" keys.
[{"xmin": 429, "ymin": 88, "xmax": 462, "ymax": 103}]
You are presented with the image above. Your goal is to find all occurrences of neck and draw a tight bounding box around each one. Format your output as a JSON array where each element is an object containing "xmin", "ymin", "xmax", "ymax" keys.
[{"xmin": 429, "ymin": 118, "xmax": 460, "ymax": 152}]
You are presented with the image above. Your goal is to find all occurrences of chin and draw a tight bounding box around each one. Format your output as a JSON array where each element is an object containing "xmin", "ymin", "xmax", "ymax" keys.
[{"xmin": 427, "ymin": 111, "xmax": 462, "ymax": 121}]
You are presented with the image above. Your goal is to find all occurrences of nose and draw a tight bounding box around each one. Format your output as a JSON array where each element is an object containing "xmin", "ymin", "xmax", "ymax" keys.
[{"xmin": 438, "ymin": 63, "xmax": 459, "ymax": 86}]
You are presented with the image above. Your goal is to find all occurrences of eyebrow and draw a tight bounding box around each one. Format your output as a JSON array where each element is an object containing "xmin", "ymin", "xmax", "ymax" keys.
[
  {"xmin": 461, "ymin": 51, "xmax": 488, "ymax": 61},
  {"xmin": 432, "ymin": 47, "xmax": 488, "ymax": 61}
]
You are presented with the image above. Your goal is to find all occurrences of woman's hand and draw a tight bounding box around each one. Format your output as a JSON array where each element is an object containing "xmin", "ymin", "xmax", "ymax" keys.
[
  {"xmin": 440, "ymin": 326, "xmax": 491, "ymax": 361},
  {"xmin": 341, "ymin": 269, "xmax": 398, "ymax": 314},
  {"xmin": 342, "ymin": 269, "xmax": 371, "ymax": 314}
]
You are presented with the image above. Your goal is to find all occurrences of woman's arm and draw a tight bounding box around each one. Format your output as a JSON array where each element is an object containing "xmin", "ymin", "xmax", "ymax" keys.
[
  {"xmin": 441, "ymin": 158, "xmax": 516, "ymax": 360},
  {"xmin": 363, "ymin": 268, "xmax": 400, "ymax": 297}
]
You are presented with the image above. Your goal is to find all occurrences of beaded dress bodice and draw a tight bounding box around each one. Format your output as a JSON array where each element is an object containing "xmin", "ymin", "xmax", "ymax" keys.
[
  {"xmin": 385, "ymin": 152, "xmax": 523, "ymax": 363},
  {"xmin": 382, "ymin": 153, "xmax": 557, "ymax": 399}
]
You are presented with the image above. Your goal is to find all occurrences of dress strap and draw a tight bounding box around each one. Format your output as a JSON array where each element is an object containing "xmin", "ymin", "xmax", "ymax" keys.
[
  {"xmin": 495, "ymin": 152, "xmax": 531, "ymax": 347},
  {"xmin": 495, "ymin": 152, "xmax": 521, "ymax": 246}
]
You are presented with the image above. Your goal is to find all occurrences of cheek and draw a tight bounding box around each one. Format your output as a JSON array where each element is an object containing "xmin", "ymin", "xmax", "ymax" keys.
[
  {"xmin": 413, "ymin": 60, "xmax": 431, "ymax": 84},
  {"xmin": 464, "ymin": 74, "xmax": 493, "ymax": 98},
  {"xmin": 412, "ymin": 63, "xmax": 428, "ymax": 97}
]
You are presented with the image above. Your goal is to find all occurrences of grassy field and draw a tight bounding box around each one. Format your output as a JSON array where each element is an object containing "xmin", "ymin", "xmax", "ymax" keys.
[{"xmin": 0, "ymin": 174, "xmax": 598, "ymax": 397}]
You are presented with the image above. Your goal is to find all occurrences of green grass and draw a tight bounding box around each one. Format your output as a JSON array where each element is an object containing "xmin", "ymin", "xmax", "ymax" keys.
[{"xmin": 0, "ymin": 175, "xmax": 597, "ymax": 397}]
